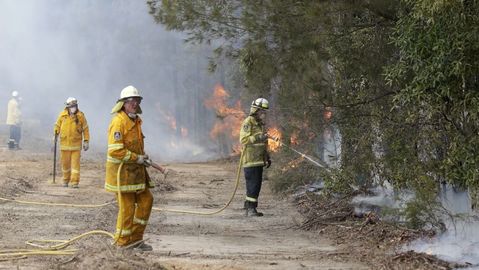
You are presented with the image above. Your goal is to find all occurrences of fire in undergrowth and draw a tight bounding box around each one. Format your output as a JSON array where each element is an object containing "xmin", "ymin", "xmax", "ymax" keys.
[
  {"xmin": 159, "ymin": 109, "xmax": 177, "ymax": 131},
  {"xmin": 204, "ymin": 84, "xmax": 245, "ymax": 154},
  {"xmin": 180, "ymin": 127, "xmax": 188, "ymax": 138},
  {"xmin": 154, "ymin": 102, "xmax": 190, "ymax": 152},
  {"xmin": 281, "ymin": 156, "xmax": 305, "ymax": 172},
  {"xmin": 204, "ymin": 84, "xmax": 298, "ymax": 155},
  {"xmin": 290, "ymin": 131, "xmax": 299, "ymax": 145},
  {"xmin": 267, "ymin": 127, "xmax": 282, "ymax": 152}
]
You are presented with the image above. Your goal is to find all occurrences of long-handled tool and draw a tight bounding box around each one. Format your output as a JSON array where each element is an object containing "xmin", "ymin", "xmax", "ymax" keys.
[{"xmin": 52, "ymin": 134, "xmax": 58, "ymax": 183}]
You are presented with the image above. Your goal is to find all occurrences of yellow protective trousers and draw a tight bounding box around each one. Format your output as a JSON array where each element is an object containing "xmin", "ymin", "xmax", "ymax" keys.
[
  {"xmin": 115, "ymin": 188, "xmax": 153, "ymax": 246},
  {"xmin": 61, "ymin": 150, "xmax": 81, "ymax": 185}
]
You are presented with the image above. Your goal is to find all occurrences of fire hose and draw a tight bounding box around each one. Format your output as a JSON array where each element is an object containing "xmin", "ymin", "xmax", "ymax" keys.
[
  {"xmin": 267, "ymin": 135, "xmax": 331, "ymax": 171},
  {"xmin": 151, "ymin": 150, "xmax": 244, "ymax": 215},
  {"xmin": 0, "ymin": 150, "xmax": 245, "ymax": 259}
]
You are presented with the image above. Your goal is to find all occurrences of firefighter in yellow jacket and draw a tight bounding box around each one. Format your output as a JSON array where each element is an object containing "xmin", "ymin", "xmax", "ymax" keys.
[
  {"xmin": 54, "ymin": 97, "xmax": 90, "ymax": 188},
  {"xmin": 105, "ymin": 85, "xmax": 154, "ymax": 251},
  {"xmin": 239, "ymin": 98, "xmax": 272, "ymax": 217}
]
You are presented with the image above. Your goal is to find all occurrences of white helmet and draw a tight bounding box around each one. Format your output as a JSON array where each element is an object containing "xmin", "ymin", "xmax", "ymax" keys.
[
  {"xmin": 120, "ymin": 85, "xmax": 142, "ymax": 101},
  {"xmin": 12, "ymin": 91, "xmax": 19, "ymax": 97},
  {"xmin": 251, "ymin": 98, "xmax": 269, "ymax": 110},
  {"xmin": 65, "ymin": 97, "xmax": 78, "ymax": 107}
]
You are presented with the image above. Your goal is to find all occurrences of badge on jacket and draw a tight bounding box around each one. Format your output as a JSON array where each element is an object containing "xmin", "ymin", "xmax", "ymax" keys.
[
  {"xmin": 114, "ymin": 132, "xmax": 121, "ymax": 141},
  {"xmin": 243, "ymin": 124, "xmax": 250, "ymax": 131}
]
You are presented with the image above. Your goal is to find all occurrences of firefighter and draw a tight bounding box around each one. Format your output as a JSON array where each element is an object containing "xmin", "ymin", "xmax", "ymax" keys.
[
  {"xmin": 54, "ymin": 97, "xmax": 90, "ymax": 188},
  {"xmin": 239, "ymin": 98, "xmax": 272, "ymax": 217},
  {"xmin": 105, "ymin": 85, "xmax": 154, "ymax": 251},
  {"xmin": 6, "ymin": 91, "xmax": 22, "ymax": 150}
]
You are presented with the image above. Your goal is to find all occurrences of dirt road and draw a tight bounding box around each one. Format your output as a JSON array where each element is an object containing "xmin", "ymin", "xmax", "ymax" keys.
[{"xmin": 0, "ymin": 148, "xmax": 367, "ymax": 269}]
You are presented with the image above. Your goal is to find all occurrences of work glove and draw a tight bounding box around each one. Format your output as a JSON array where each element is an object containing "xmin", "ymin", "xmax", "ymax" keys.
[
  {"xmin": 83, "ymin": 141, "xmax": 89, "ymax": 151},
  {"xmin": 136, "ymin": 154, "xmax": 149, "ymax": 165},
  {"xmin": 256, "ymin": 133, "xmax": 268, "ymax": 142}
]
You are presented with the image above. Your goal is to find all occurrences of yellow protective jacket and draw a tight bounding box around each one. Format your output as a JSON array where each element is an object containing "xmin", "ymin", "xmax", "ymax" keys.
[
  {"xmin": 6, "ymin": 98, "xmax": 21, "ymax": 125},
  {"xmin": 105, "ymin": 111, "xmax": 153, "ymax": 193},
  {"xmin": 54, "ymin": 109, "xmax": 90, "ymax": 151},
  {"xmin": 240, "ymin": 115, "xmax": 268, "ymax": 168}
]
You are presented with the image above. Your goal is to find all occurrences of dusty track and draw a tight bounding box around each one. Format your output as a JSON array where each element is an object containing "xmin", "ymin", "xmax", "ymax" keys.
[{"xmin": 0, "ymin": 148, "xmax": 367, "ymax": 269}]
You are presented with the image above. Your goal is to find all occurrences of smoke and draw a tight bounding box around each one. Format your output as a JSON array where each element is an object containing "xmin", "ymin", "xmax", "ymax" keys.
[
  {"xmin": 352, "ymin": 185, "xmax": 414, "ymax": 221},
  {"xmin": 404, "ymin": 185, "xmax": 479, "ymax": 267},
  {"xmin": 0, "ymin": 0, "xmax": 222, "ymax": 161},
  {"xmin": 352, "ymin": 183, "xmax": 479, "ymax": 266}
]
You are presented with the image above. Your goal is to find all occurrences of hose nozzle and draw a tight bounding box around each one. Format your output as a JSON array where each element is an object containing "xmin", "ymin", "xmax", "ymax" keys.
[
  {"xmin": 266, "ymin": 133, "xmax": 280, "ymax": 142},
  {"xmin": 144, "ymin": 159, "xmax": 152, "ymax": 167}
]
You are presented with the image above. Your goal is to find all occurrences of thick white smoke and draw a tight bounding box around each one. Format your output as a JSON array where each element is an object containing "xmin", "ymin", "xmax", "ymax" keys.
[
  {"xmin": 0, "ymin": 0, "xmax": 223, "ymax": 162},
  {"xmin": 404, "ymin": 186, "xmax": 479, "ymax": 267}
]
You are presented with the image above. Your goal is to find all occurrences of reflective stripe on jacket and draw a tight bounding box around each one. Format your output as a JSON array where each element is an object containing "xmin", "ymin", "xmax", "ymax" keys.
[
  {"xmin": 239, "ymin": 116, "xmax": 268, "ymax": 168},
  {"xmin": 105, "ymin": 110, "xmax": 153, "ymax": 193},
  {"xmin": 54, "ymin": 109, "xmax": 89, "ymax": 151},
  {"xmin": 6, "ymin": 98, "xmax": 21, "ymax": 125}
]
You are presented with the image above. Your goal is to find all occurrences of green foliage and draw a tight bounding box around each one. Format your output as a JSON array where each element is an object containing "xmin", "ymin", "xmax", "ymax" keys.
[
  {"xmin": 323, "ymin": 168, "xmax": 354, "ymax": 194},
  {"xmin": 403, "ymin": 176, "xmax": 445, "ymax": 231},
  {"xmin": 149, "ymin": 0, "xmax": 479, "ymax": 224},
  {"xmin": 387, "ymin": 0, "xmax": 479, "ymax": 195},
  {"xmin": 269, "ymin": 156, "xmax": 322, "ymax": 194}
]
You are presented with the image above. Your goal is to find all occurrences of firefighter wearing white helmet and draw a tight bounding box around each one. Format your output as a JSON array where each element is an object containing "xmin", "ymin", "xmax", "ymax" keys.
[
  {"xmin": 6, "ymin": 91, "xmax": 22, "ymax": 149},
  {"xmin": 54, "ymin": 97, "xmax": 90, "ymax": 188},
  {"xmin": 239, "ymin": 97, "xmax": 272, "ymax": 217},
  {"xmin": 106, "ymin": 85, "xmax": 154, "ymax": 251}
]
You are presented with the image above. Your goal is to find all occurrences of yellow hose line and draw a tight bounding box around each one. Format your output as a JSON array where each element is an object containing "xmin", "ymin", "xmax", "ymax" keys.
[
  {"xmin": 0, "ymin": 151, "xmax": 245, "ymax": 216},
  {"xmin": 114, "ymin": 162, "xmax": 124, "ymax": 244},
  {"xmin": 25, "ymin": 230, "xmax": 115, "ymax": 250},
  {"xmin": 0, "ymin": 163, "xmax": 122, "ymax": 260},
  {"xmin": 0, "ymin": 197, "xmax": 113, "ymax": 208},
  {"xmin": 152, "ymin": 149, "xmax": 244, "ymax": 215},
  {"xmin": 0, "ymin": 151, "xmax": 245, "ymax": 260},
  {"xmin": 0, "ymin": 230, "xmax": 114, "ymax": 259}
]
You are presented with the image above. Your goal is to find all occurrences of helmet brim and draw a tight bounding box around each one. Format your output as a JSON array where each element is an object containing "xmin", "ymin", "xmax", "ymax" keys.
[{"xmin": 118, "ymin": 96, "xmax": 143, "ymax": 102}]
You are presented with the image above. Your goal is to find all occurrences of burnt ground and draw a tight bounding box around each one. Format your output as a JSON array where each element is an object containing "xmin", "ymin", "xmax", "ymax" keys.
[{"xmin": 0, "ymin": 147, "xmax": 463, "ymax": 269}]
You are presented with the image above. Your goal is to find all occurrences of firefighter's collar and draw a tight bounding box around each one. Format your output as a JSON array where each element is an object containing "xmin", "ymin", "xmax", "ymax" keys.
[{"xmin": 118, "ymin": 110, "xmax": 142, "ymax": 129}]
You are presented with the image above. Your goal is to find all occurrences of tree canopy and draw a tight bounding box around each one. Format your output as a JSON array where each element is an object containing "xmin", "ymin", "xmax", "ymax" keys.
[{"xmin": 148, "ymin": 0, "xmax": 479, "ymax": 226}]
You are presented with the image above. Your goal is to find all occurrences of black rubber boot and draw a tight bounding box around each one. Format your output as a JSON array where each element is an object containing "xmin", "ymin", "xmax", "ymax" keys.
[
  {"xmin": 8, "ymin": 140, "xmax": 15, "ymax": 150},
  {"xmin": 126, "ymin": 241, "xmax": 153, "ymax": 252},
  {"xmin": 246, "ymin": 208, "xmax": 263, "ymax": 217},
  {"xmin": 134, "ymin": 242, "xmax": 153, "ymax": 252}
]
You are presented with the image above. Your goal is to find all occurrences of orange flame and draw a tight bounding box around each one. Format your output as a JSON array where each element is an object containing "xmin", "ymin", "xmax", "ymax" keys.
[
  {"xmin": 165, "ymin": 113, "xmax": 177, "ymax": 131},
  {"xmin": 281, "ymin": 156, "xmax": 305, "ymax": 172},
  {"xmin": 181, "ymin": 127, "xmax": 188, "ymax": 138},
  {"xmin": 232, "ymin": 144, "xmax": 242, "ymax": 155},
  {"xmin": 204, "ymin": 84, "xmax": 245, "ymax": 154},
  {"xmin": 204, "ymin": 84, "xmax": 230, "ymax": 109},
  {"xmin": 324, "ymin": 107, "xmax": 333, "ymax": 120},
  {"xmin": 267, "ymin": 127, "xmax": 282, "ymax": 152},
  {"xmin": 156, "ymin": 106, "xmax": 177, "ymax": 131},
  {"xmin": 290, "ymin": 131, "xmax": 299, "ymax": 145}
]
